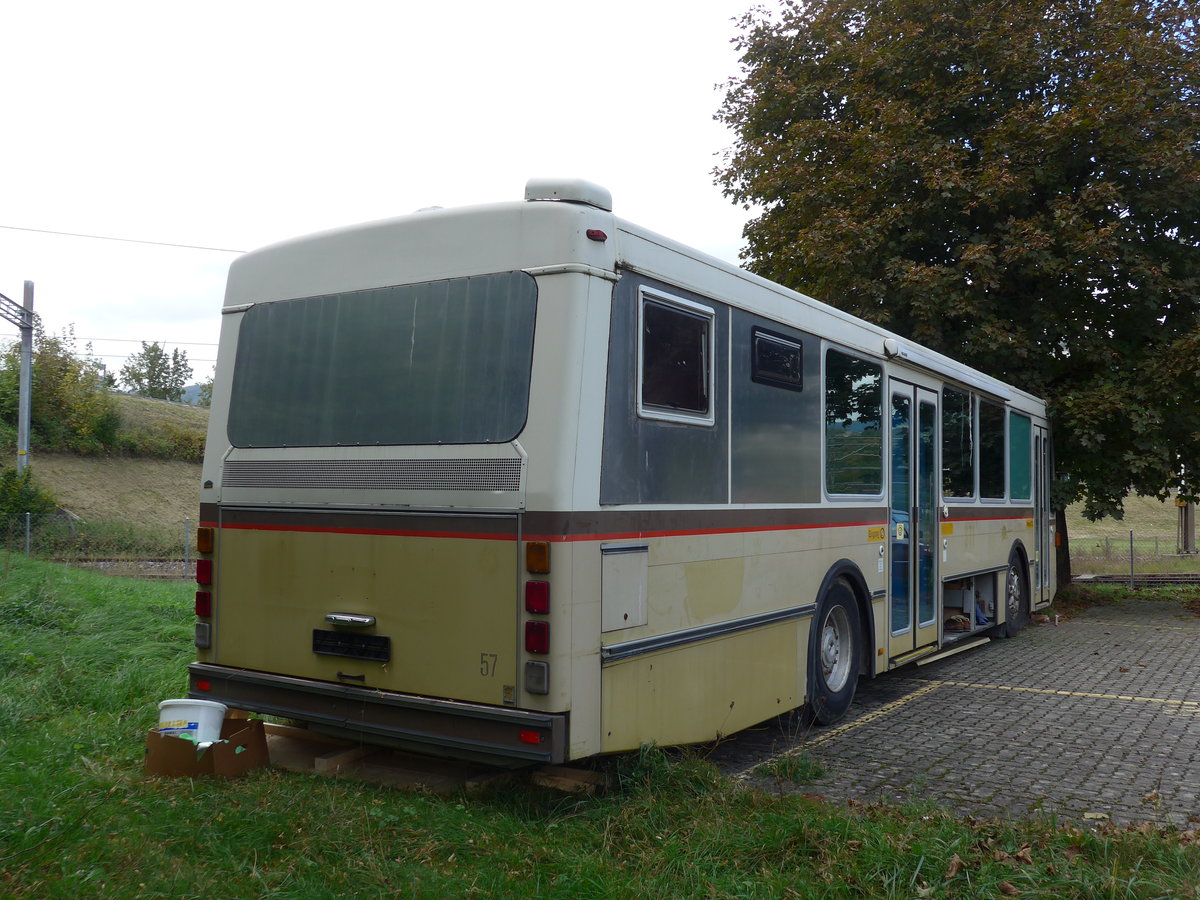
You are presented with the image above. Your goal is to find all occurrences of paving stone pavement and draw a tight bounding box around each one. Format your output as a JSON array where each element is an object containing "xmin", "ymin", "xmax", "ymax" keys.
[{"xmin": 709, "ymin": 595, "xmax": 1200, "ymax": 827}]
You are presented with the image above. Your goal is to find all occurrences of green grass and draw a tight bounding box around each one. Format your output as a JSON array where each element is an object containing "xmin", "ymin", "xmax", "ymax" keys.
[
  {"xmin": 2, "ymin": 554, "xmax": 1200, "ymax": 898},
  {"xmin": 756, "ymin": 751, "xmax": 827, "ymax": 784}
]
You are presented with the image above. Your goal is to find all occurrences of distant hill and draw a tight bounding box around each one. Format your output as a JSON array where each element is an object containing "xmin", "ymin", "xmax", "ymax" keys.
[{"xmin": 180, "ymin": 384, "xmax": 208, "ymax": 406}]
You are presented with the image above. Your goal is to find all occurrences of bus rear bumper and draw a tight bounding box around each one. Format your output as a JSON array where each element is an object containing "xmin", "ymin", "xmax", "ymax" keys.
[{"xmin": 187, "ymin": 663, "xmax": 567, "ymax": 765}]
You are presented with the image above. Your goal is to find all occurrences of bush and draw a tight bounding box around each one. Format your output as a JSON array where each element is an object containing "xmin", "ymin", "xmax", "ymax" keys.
[{"xmin": 0, "ymin": 467, "xmax": 58, "ymax": 517}]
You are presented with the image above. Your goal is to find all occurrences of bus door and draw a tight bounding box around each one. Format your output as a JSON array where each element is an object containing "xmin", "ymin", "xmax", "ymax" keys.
[
  {"xmin": 1034, "ymin": 426, "xmax": 1053, "ymax": 603},
  {"xmin": 888, "ymin": 382, "xmax": 939, "ymax": 659}
]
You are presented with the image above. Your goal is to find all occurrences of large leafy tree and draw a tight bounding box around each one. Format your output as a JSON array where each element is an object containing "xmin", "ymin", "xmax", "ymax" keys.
[
  {"xmin": 120, "ymin": 342, "xmax": 193, "ymax": 403},
  {"xmin": 716, "ymin": 0, "xmax": 1200, "ymax": 576}
]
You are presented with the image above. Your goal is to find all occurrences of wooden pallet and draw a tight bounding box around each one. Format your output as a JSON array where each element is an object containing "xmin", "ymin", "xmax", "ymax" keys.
[{"xmin": 261, "ymin": 723, "xmax": 609, "ymax": 794}]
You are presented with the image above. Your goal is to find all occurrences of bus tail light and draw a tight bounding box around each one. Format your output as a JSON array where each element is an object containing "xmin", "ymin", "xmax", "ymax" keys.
[
  {"xmin": 525, "ymin": 621, "xmax": 550, "ymax": 654},
  {"xmin": 195, "ymin": 591, "xmax": 212, "ymax": 617},
  {"xmin": 196, "ymin": 526, "xmax": 214, "ymax": 553},
  {"xmin": 519, "ymin": 730, "xmax": 543, "ymax": 745},
  {"xmin": 196, "ymin": 559, "xmax": 213, "ymax": 585},
  {"xmin": 525, "ymin": 541, "xmax": 550, "ymax": 574},
  {"xmin": 525, "ymin": 581, "xmax": 550, "ymax": 614}
]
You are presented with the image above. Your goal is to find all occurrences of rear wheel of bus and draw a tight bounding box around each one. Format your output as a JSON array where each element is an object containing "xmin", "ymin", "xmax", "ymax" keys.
[{"xmin": 808, "ymin": 577, "xmax": 861, "ymax": 725}]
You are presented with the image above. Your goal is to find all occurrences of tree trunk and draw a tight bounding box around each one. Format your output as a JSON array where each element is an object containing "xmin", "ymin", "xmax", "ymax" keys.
[{"xmin": 1055, "ymin": 507, "xmax": 1072, "ymax": 589}]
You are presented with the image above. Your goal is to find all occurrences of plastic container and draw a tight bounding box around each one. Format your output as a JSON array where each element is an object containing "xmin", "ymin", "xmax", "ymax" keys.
[{"xmin": 156, "ymin": 699, "xmax": 228, "ymax": 743}]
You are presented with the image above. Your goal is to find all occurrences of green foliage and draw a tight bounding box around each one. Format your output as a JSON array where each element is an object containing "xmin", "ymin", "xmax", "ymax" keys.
[
  {"xmin": 0, "ymin": 467, "xmax": 57, "ymax": 517},
  {"xmin": 717, "ymin": 0, "xmax": 1200, "ymax": 520},
  {"xmin": 196, "ymin": 376, "xmax": 213, "ymax": 408},
  {"xmin": 119, "ymin": 342, "xmax": 192, "ymax": 402},
  {"xmin": 116, "ymin": 422, "xmax": 205, "ymax": 462},
  {"xmin": 0, "ymin": 324, "xmax": 121, "ymax": 455}
]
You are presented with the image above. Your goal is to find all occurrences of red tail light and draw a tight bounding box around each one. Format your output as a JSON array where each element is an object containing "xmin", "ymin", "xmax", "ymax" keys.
[
  {"xmin": 195, "ymin": 558, "xmax": 213, "ymax": 585},
  {"xmin": 195, "ymin": 591, "xmax": 212, "ymax": 617},
  {"xmin": 525, "ymin": 581, "xmax": 550, "ymax": 615},
  {"xmin": 525, "ymin": 621, "xmax": 550, "ymax": 654},
  {"xmin": 519, "ymin": 730, "xmax": 543, "ymax": 744}
]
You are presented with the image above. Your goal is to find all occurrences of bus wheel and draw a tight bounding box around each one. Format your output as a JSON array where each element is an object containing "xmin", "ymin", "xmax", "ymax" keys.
[
  {"xmin": 999, "ymin": 551, "xmax": 1030, "ymax": 638},
  {"xmin": 808, "ymin": 578, "xmax": 861, "ymax": 725}
]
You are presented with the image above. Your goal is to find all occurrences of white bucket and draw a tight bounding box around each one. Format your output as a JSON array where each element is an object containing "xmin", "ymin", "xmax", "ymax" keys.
[{"xmin": 157, "ymin": 699, "xmax": 227, "ymax": 743}]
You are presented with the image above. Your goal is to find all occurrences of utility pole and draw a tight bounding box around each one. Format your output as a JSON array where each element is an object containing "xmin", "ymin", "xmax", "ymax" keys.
[{"xmin": 0, "ymin": 281, "xmax": 34, "ymax": 472}]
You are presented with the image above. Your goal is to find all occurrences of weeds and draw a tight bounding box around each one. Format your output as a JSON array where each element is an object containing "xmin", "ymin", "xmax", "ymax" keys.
[{"xmin": 755, "ymin": 751, "xmax": 827, "ymax": 784}]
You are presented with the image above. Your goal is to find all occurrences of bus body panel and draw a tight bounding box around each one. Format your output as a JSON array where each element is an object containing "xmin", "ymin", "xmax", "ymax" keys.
[{"xmin": 203, "ymin": 516, "xmax": 519, "ymax": 706}]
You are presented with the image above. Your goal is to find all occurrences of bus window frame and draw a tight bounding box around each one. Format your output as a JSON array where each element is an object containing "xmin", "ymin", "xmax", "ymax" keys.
[
  {"xmin": 822, "ymin": 345, "xmax": 886, "ymax": 501},
  {"xmin": 636, "ymin": 287, "xmax": 717, "ymax": 427}
]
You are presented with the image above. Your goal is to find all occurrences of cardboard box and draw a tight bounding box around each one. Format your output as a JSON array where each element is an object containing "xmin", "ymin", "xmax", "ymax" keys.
[{"xmin": 145, "ymin": 717, "xmax": 268, "ymax": 778}]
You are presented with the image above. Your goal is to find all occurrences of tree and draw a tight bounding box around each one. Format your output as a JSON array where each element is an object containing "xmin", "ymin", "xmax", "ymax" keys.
[
  {"xmin": 196, "ymin": 376, "xmax": 214, "ymax": 408},
  {"xmin": 120, "ymin": 343, "xmax": 192, "ymax": 402},
  {"xmin": 0, "ymin": 322, "xmax": 120, "ymax": 454},
  {"xmin": 716, "ymin": 0, "xmax": 1200, "ymax": 582}
]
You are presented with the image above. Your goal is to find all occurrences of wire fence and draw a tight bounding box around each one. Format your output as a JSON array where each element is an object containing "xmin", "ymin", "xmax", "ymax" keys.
[
  {"xmin": 0, "ymin": 513, "xmax": 195, "ymax": 579},
  {"xmin": 1066, "ymin": 508, "xmax": 1199, "ymax": 576}
]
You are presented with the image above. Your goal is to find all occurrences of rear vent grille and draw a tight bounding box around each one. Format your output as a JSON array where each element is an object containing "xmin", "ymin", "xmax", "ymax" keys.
[
  {"xmin": 312, "ymin": 629, "xmax": 391, "ymax": 662},
  {"xmin": 223, "ymin": 458, "xmax": 522, "ymax": 492}
]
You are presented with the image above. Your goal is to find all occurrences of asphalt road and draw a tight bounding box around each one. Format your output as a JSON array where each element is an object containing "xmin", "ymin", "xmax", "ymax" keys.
[{"xmin": 709, "ymin": 594, "xmax": 1200, "ymax": 828}]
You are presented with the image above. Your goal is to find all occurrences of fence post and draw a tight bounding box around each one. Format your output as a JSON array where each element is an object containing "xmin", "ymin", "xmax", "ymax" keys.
[
  {"xmin": 1129, "ymin": 530, "xmax": 1135, "ymax": 590},
  {"xmin": 24, "ymin": 512, "xmax": 30, "ymax": 556}
]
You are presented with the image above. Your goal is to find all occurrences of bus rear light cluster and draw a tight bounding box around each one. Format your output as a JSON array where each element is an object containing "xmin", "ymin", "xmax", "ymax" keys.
[
  {"xmin": 524, "ymin": 542, "xmax": 551, "ymax": 693},
  {"xmin": 195, "ymin": 527, "xmax": 215, "ymax": 649}
]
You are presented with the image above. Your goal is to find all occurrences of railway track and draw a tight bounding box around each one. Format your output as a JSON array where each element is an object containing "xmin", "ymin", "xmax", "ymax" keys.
[{"xmin": 1074, "ymin": 572, "xmax": 1200, "ymax": 586}]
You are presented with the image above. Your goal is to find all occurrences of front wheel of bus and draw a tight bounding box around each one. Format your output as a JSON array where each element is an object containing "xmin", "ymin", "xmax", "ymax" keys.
[
  {"xmin": 999, "ymin": 550, "xmax": 1030, "ymax": 638},
  {"xmin": 808, "ymin": 578, "xmax": 861, "ymax": 725}
]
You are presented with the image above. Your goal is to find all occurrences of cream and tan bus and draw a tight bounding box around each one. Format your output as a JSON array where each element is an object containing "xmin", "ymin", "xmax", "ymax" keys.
[{"xmin": 189, "ymin": 178, "xmax": 1056, "ymax": 764}]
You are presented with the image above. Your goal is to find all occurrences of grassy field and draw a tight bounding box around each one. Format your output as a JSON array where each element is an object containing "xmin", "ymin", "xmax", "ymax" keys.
[{"xmin": 2, "ymin": 556, "xmax": 1198, "ymax": 899}]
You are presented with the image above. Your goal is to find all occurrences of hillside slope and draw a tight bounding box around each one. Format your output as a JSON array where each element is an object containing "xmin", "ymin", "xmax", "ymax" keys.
[
  {"xmin": 26, "ymin": 394, "xmax": 209, "ymax": 532},
  {"xmin": 31, "ymin": 453, "xmax": 202, "ymax": 532}
]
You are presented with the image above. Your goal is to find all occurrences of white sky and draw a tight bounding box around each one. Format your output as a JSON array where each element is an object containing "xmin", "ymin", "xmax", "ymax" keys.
[{"xmin": 1, "ymin": 0, "xmax": 758, "ymax": 383}]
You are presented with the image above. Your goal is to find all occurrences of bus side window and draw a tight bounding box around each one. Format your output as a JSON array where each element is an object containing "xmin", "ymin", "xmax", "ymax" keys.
[
  {"xmin": 942, "ymin": 387, "xmax": 974, "ymax": 498},
  {"xmin": 638, "ymin": 292, "xmax": 715, "ymax": 423}
]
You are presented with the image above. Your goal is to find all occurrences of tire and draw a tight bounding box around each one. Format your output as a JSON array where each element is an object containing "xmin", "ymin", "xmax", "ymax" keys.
[
  {"xmin": 999, "ymin": 550, "xmax": 1030, "ymax": 638},
  {"xmin": 808, "ymin": 578, "xmax": 861, "ymax": 725}
]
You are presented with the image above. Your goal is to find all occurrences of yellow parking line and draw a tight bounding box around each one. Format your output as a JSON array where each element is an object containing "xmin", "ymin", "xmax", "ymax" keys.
[
  {"xmin": 914, "ymin": 679, "xmax": 1200, "ymax": 709},
  {"xmin": 735, "ymin": 677, "xmax": 1200, "ymax": 782},
  {"xmin": 733, "ymin": 682, "xmax": 945, "ymax": 779}
]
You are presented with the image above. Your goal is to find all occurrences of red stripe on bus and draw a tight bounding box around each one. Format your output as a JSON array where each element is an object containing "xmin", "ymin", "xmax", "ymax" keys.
[
  {"xmin": 204, "ymin": 519, "xmax": 888, "ymax": 542},
  {"xmin": 212, "ymin": 522, "xmax": 516, "ymax": 541}
]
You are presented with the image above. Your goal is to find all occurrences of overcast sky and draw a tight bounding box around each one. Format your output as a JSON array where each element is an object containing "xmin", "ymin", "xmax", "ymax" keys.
[{"xmin": 2, "ymin": 1, "xmax": 759, "ymax": 383}]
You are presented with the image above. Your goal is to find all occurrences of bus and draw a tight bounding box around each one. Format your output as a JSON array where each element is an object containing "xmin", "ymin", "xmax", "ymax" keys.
[{"xmin": 189, "ymin": 178, "xmax": 1056, "ymax": 765}]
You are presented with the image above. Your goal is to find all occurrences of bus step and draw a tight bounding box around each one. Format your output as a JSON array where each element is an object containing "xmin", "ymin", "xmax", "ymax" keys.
[{"xmin": 916, "ymin": 637, "xmax": 991, "ymax": 666}]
